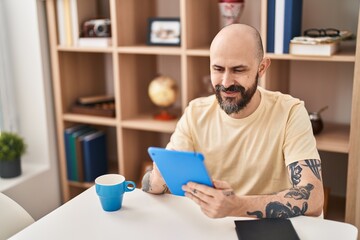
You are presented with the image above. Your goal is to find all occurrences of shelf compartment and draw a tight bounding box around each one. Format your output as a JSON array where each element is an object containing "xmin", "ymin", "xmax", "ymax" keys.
[
  {"xmin": 118, "ymin": 53, "xmax": 181, "ymax": 119},
  {"xmin": 63, "ymin": 113, "xmax": 117, "ymax": 126},
  {"xmin": 115, "ymin": 0, "xmax": 180, "ymax": 47},
  {"xmin": 58, "ymin": 52, "xmax": 115, "ymax": 116},
  {"xmin": 64, "ymin": 124, "xmax": 119, "ymax": 198},
  {"xmin": 315, "ymin": 123, "xmax": 349, "ymax": 153},
  {"xmin": 121, "ymin": 115, "xmax": 177, "ymax": 133}
]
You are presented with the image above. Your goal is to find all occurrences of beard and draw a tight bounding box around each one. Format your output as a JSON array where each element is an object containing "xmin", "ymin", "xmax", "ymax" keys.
[{"xmin": 215, "ymin": 74, "xmax": 259, "ymax": 115}]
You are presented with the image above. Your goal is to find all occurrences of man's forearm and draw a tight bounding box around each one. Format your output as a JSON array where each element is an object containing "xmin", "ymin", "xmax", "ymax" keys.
[
  {"xmin": 232, "ymin": 184, "xmax": 324, "ymax": 218},
  {"xmin": 141, "ymin": 164, "xmax": 168, "ymax": 194},
  {"xmin": 232, "ymin": 160, "xmax": 324, "ymax": 218}
]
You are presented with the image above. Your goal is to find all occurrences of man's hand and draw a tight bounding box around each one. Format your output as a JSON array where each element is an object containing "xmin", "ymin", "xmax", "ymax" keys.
[{"xmin": 182, "ymin": 180, "xmax": 239, "ymax": 218}]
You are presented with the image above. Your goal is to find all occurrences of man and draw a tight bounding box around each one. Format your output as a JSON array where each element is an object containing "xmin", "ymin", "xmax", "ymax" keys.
[{"xmin": 142, "ymin": 24, "xmax": 324, "ymax": 219}]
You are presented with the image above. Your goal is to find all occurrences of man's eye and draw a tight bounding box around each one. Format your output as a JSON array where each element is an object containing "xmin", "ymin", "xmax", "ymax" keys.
[{"xmin": 213, "ymin": 67, "xmax": 223, "ymax": 72}]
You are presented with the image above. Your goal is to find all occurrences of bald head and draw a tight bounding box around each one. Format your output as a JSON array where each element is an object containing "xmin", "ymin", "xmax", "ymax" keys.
[{"xmin": 210, "ymin": 24, "xmax": 264, "ymax": 63}]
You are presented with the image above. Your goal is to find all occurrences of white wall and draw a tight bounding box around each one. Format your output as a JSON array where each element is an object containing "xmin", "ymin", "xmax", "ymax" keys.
[{"xmin": 2, "ymin": 0, "xmax": 61, "ymax": 220}]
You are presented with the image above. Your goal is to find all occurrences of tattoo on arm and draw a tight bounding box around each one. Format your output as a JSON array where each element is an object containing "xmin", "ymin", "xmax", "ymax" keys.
[
  {"xmin": 288, "ymin": 162, "xmax": 302, "ymax": 187},
  {"xmin": 141, "ymin": 170, "xmax": 168, "ymax": 193},
  {"xmin": 141, "ymin": 170, "xmax": 152, "ymax": 192},
  {"xmin": 302, "ymin": 159, "xmax": 322, "ymax": 181},
  {"xmin": 284, "ymin": 183, "xmax": 314, "ymax": 200},
  {"xmin": 247, "ymin": 201, "xmax": 308, "ymax": 218}
]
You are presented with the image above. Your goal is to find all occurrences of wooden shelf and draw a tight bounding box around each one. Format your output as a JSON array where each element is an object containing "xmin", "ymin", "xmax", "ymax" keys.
[
  {"xmin": 57, "ymin": 46, "xmax": 113, "ymax": 53},
  {"xmin": 266, "ymin": 45, "xmax": 356, "ymax": 62},
  {"xmin": 315, "ymin": 123, "xmax": 350, "ymax": 153},
  {"xmin": 63, "ymin": 113, "xmax": 117, "ymax": 126},
  {"xmin": 121, "ymin": 115, "xmax": 177, "ymax": 133},
  {"xmin": 186, "ymin": 48, "xmax": 210, "ymax": 56},
  {"xmin": 117, "ymin": 46, "xmax": 182, "ymax": 55}
]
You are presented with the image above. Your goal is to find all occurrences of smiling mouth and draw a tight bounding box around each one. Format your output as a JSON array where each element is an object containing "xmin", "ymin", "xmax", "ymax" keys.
[{"xmin": 222, "ymin": 91, "xmax": 239, "ymax": 97}]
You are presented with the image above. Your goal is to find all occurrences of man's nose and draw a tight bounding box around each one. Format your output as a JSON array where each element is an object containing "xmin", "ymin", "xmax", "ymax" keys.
[{"xmin": 221, "ymin": 71, "xmax": 233, "ymax": 88}]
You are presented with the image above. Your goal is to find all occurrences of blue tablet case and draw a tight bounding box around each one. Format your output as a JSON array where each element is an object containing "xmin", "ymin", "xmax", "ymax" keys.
[{"xmin": 147, "ymin": 147, "xmax": 213, "ymax": 196}]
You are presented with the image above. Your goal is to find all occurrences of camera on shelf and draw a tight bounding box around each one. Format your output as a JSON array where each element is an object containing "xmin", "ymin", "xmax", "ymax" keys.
[{"xmin": 82, "ymin": 18, "xmax": 111, "ymax": 37}]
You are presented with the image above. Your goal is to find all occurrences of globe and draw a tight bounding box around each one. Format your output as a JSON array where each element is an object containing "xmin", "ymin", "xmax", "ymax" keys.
[{"xmin": 148, "ymin": 75, "xmax": 178, "ymax": 120}]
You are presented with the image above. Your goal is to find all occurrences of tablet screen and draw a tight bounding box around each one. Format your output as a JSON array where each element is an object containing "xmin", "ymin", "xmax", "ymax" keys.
[{"xmin": 148, "ymin": 147, "xmax": 213, "ymax": 196}]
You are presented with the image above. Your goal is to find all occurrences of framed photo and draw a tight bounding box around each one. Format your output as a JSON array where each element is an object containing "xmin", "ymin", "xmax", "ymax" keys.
[{"xmin": 147, "ymin": 18, "xmax": 181, "ymax": 46}]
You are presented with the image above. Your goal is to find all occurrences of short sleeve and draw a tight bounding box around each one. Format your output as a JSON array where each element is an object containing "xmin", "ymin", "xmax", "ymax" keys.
[{"xmin": 283, "ymin": 103, "xmax": 320, "ymax": 165}]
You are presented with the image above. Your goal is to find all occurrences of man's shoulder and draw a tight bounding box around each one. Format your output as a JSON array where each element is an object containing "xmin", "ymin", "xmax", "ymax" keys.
[{"xmin": 259, "ymin": 87, "xmax": 303, "ymax": 107}]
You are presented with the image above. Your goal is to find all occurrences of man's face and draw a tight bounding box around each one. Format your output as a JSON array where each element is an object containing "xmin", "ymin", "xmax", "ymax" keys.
[{"xmin": 210, "ymin": 42, "xmax": 260, "ymax": 115}]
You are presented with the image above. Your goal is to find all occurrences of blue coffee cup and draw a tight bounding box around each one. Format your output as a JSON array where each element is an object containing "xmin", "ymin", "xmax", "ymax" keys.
[{"xmin": 95, "ymin": 174, "xmax": 136, "ymax": 211}]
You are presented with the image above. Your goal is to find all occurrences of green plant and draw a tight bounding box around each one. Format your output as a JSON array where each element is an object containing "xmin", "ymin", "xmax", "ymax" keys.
[{"xmin": 0, "ymin": 132, "xmax": 27, "ymax": 161}]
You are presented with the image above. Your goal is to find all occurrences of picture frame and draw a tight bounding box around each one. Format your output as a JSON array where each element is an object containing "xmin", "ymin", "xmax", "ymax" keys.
[{"xmin": 147, "ymin": 18, "xmax": 181, "ymax": 46}]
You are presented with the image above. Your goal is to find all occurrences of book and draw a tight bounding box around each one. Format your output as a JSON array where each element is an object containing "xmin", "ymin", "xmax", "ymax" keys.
[
  {"xmin": 82, "ymin": 131, "xmax": 108, "ymax": 182},
  {"xmin": 75, "ymin": 130, "xmax": 97, "ymax": 182},
  {"xmin": 283, "ymin": 0, "xmax": 303, "ymax": 53},
  {"xmin": 266, "ymin": 0, "xmax": 276, "ymax": 53},
  {"xmin": 289, "ymin": 41, "xmax": 340, "ymax": 56},
  {"xmin": 77, "ymin": 95, "xmax": 115, "ymax": 105},
  {"xmin": 78, "ymin": 37, "xmax": 112, "ymax": 47},
  {"xmin": 63, "ymin": 0, "xmax": 73, "ymax": 46},
  {"xmin": 56, "ymin": 0, "xmax": 66, "ymax": 46},
  {"xmin": 70, "ymin": 0, "xmax": 79, "ymax": 46},
  {"xmin": 234, "ymin": 219, "xmax": 300, "ymax": 240},
  {"xmin": 69, "ymin": 127, "xmax": 94, "ymax": 181},
  {"xmin": 274, "ymin": 0, "xmax": 303, "ymax": 54},
  {"xmin": 274, "ymin": 0, "xmax": 285, "ymax": 54},
  {"xmin": 64, "ymin": 125, "xmax": 88, "ymax": 180}
]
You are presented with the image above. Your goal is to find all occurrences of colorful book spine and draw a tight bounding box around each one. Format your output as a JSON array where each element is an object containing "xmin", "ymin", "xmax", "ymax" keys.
[
  {"xmin": 82, "ymin": 131, "xmax": 108, "ymax": 182},
  {"xmin": 64, "ymin": 125, "xmax": 87, "ymax": 180},
  {"xmin": 56, "ymin": 0, "xmax": 65, "ymax": 45},
  {"xmin": 274, "ymin": 0, "xmax": 285, "ymax": 54},
  {"xmin": 283, "ymin": 0, "xmax": 303, "ymax": 53},
  {"xmin": 273, "ymin": 0, "xmax": 303, "ymax": 54},
  {"xmin": 266, "ymin": 0, "xmax": 276, "ymax": 53},
  {"xmin": 63, "ymin": 0, "xmax": 73, "ymax": 46}
]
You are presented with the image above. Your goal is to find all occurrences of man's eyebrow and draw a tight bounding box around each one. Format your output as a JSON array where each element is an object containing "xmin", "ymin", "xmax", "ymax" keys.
[
  {"xmin": 212, "ymin": 64, "xmax": 223, "ymax": 68},
  {"xmin": 232, "ymin": 65, "xmax": 248, "ymax": 69}
]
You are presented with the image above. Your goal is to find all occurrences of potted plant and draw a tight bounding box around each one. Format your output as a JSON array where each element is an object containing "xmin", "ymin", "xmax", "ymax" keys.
[{"xmin": 0, "ymin": 131, "xmax": 27, "ymax": 178}]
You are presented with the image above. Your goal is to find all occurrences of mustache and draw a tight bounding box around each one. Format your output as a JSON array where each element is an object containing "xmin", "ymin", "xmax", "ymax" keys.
[{"xmin": 215, "ymin": 84, "xmax": 245, "ymax": 93}]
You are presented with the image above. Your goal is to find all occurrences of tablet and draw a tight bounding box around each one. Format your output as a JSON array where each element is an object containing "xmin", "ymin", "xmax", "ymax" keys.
[{"xmin": 147, "ymin": 147, "xmax": 213, "ymax": 196}]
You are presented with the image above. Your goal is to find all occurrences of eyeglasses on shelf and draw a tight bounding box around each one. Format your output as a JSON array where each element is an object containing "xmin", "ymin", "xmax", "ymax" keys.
[{"xmin": 303, "ymin": 28, "xmax": 340, "ymax": 38}]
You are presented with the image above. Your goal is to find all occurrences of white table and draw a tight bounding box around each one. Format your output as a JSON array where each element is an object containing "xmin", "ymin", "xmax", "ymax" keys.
[{"xmin": 11, "ymin": 187, "xmax": 358, "ymax": 240}]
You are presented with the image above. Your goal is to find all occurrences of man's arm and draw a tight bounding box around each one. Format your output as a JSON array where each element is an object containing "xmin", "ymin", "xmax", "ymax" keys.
[
  {"xmin": 182, "ymin": 159, "xmax": 324, "ymax": 218},
  {"xmin": 141, "ymin": 163, "xmax": 168, "ymax": 194}
]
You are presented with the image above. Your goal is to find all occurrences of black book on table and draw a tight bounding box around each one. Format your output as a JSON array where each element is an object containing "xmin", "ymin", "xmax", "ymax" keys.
[{"xmin": 234, "ymin": 218, "xmax": 300, "ymax": 240}]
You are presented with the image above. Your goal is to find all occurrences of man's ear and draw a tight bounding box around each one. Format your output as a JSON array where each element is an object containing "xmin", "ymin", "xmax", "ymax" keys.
[{"xmin": 258, "ymin": 57, "xmax": 271, "ymax": 77}]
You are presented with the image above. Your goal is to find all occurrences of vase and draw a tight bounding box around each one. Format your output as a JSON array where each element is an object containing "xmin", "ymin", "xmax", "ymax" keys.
[
  {"xmin": 0, "ymin": 158, "xmax": 22, "ymax": 178},
  {"xmin": 218, "ymin": 0, "xmax": 245, "ymax": 28}
]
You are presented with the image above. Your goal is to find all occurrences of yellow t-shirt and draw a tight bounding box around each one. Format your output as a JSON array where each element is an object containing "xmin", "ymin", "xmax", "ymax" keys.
[{"xmin": 166, "ymin": 87, "xmax": 320, "ymax": 195}]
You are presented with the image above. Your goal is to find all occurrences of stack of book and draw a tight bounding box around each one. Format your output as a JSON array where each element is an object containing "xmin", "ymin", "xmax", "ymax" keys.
[
  {"xmin": 289, "ymin": 36, "xmax": 340, "ymax": 56},
  {"xmin": 64, "ymin": 125, "xmax": 108, "ymax": 182},
  {"xmin": 71, "ymin": 95, "xmax": 116, "ymax": 117}
]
